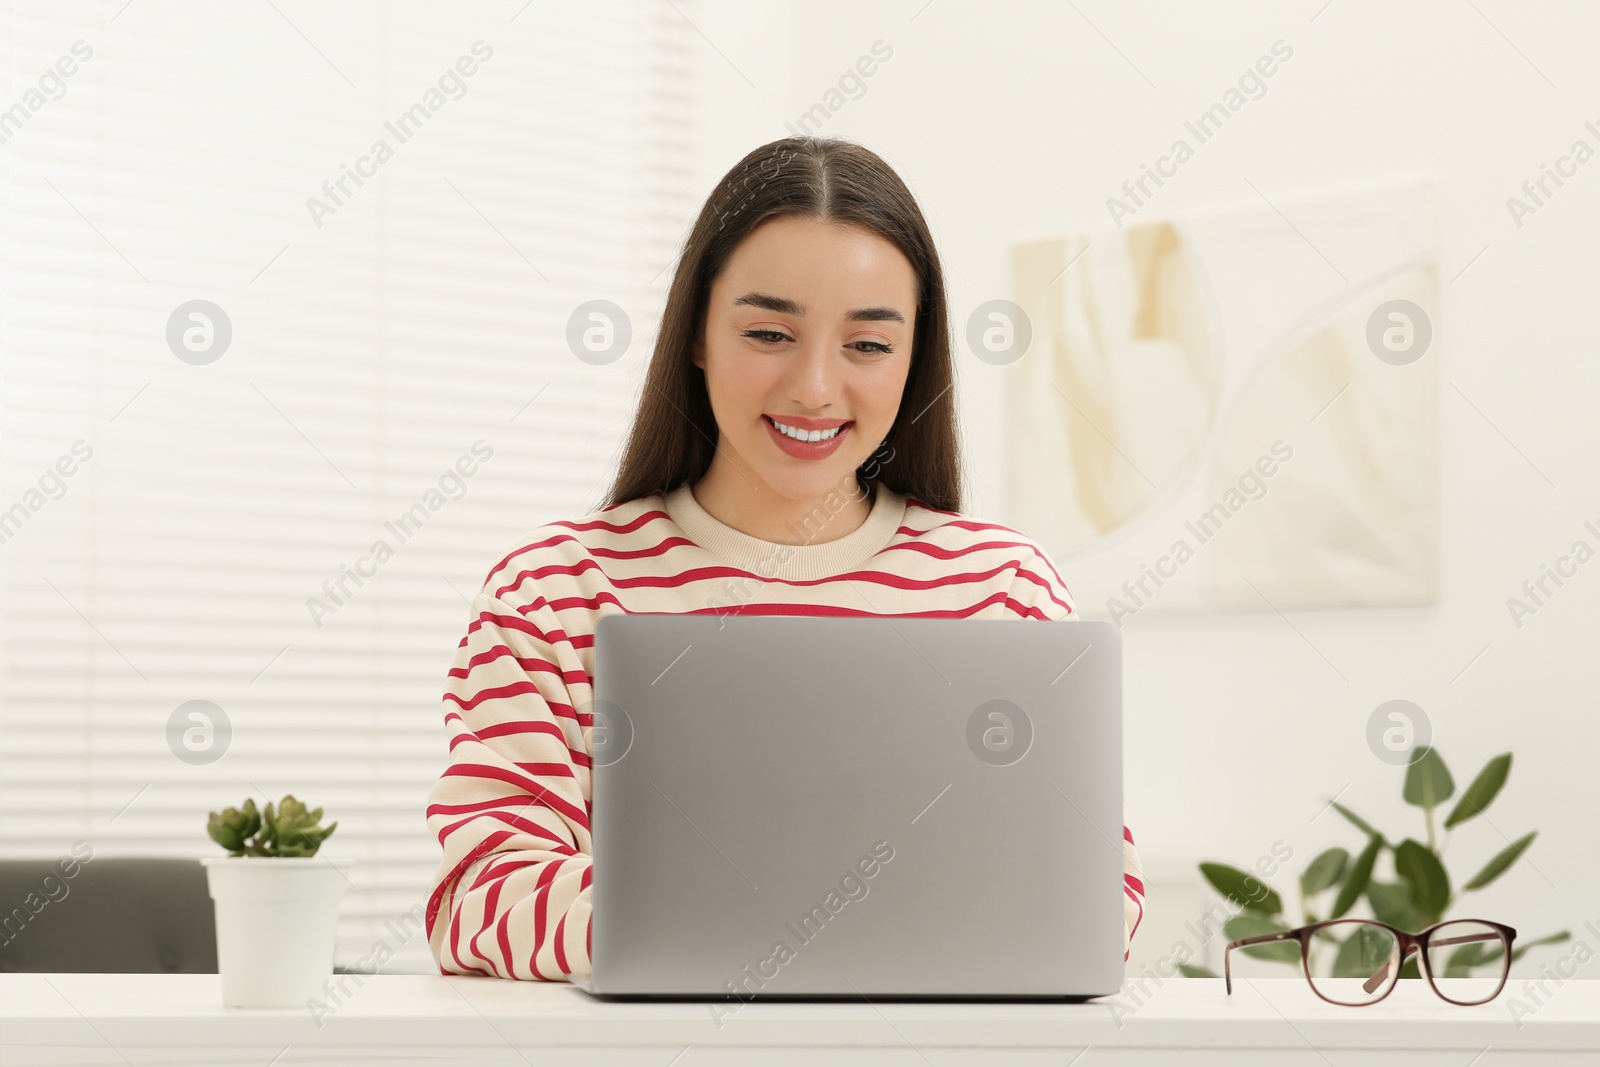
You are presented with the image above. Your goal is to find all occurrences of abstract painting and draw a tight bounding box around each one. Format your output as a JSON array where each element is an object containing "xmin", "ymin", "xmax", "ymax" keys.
[{"xmin": 1005, "ymin": 184, "xmax": 1439, "ymax": 616}]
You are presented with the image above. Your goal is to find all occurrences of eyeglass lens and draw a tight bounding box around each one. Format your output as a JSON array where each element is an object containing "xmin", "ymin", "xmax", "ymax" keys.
[{"xmin": 1297, "ymin": 919, "xmax": 1507, "ymax": 1005}]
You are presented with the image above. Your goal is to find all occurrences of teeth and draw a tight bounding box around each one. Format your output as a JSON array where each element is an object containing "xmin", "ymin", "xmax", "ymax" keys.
[{"xmin": 772, "ymin": 418, "xmax": 842, "ymax": 442}]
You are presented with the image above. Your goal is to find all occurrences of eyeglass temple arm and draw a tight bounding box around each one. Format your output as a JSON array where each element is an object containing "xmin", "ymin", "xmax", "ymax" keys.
[
  {"xmin": 1223, "ymin": 931, "xmax": 1297, "ymax": 995},
  {"xmin": 1361, "ymin": 945, "xmax": 1416, "ymax": 994},
  {"xmin": 1430, "ymin": 932, "xmax": 1503, "ymax": 948}
]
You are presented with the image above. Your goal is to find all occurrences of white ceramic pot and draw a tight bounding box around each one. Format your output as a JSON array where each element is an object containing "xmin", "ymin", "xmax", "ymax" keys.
[{"xmin": 201, "ymin": 856, "xmax": 353, "ymax": 1007}]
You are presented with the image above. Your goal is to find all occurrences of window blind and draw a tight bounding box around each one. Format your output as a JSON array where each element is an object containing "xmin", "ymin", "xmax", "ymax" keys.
[{"xmin": 0, "ymin": 0, "xmax": 695, "ymax": 972}]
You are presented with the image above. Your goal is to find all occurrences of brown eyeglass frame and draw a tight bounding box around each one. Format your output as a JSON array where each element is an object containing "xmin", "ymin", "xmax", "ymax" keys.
[{"xmin": 1225, "ymin": 917, "xmax": 1518, "ymax": 1006}]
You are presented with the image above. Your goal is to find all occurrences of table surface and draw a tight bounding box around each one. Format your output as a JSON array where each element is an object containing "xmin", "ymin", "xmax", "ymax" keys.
[{"xmin": 4, "ymin": 974, "xmax": 1596, "ymax": 1065}]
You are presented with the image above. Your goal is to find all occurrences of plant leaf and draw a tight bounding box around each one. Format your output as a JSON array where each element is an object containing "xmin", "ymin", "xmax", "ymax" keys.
[
  {"xmin": 1464, "ymin": 831, "xmax": 1537, "ymax": 891},
  {"xmin": 1300, "ymin": 847, "xmax": 1349, "ymax": 897},
  {"xmin": 1366, "ymin": 881, "xmax": 1420, "ymax": 932},
  {"xmin": 1178, "ymin": 963, "xmax": 1219, "ymax": 978},
  {"xmin": 1331, "ymin": 802, "xmax": 1387, "ymax": 846},
  {"xmin": 1224, "ymin": 914, "xmax": 1300, "ymax": 963},
  {"xmin": 1443, "ymin": 940, "xmax": 1504, "ymax": 977},
  {"xmin": 1331, "ymin": 924, "xmax": 1396, "ymax": 979},
  {"xmin": 1331, "ymin": 835, "xmax": 1381, "ymax": 919},
  {"xmin": 1392, "ymin": 838, "xmax": 1450, "ymax": 925},
  {"xmin": 1509, "ymin": 930, "xmax": 1571, "ymax": 964},
  {"xmin": 1402, "ymin": 746, "xmax": 1455, "ymax": 808},
  {"xmin": 1444, "ymin": 754, "xmax": 1512, "ymax": 829},
  {"xmin": 1199, "ymin": 862, "xmax": 1283, "ymax": 915}
]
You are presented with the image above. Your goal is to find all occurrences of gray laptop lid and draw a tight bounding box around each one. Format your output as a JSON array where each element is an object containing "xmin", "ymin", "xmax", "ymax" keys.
[{"xmin": 585, "ymin": 614, "xmax": 1124, "ymax": 998}]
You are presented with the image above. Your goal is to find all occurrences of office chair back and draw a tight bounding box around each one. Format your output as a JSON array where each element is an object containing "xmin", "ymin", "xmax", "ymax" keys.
[{"xmin": 0, "ymin": 856, "xmax": 216, "ymax": 972}]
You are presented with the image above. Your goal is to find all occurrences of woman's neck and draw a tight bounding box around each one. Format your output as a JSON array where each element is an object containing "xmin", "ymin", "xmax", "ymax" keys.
[{"xmin": 690, "ymin": 460, "xmax": 873, "ymax": 546}]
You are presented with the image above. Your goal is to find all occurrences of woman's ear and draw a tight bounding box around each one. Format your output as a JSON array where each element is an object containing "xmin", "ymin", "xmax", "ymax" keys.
[{"xmin": 691, "ymin": 333, "xmax": 705, "ymax": 370}]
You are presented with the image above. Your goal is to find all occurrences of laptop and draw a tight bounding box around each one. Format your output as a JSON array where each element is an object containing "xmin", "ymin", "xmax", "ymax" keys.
[{"xmin": 577, "ymin": 613, "xmax": 1125, "ymax": 1001}]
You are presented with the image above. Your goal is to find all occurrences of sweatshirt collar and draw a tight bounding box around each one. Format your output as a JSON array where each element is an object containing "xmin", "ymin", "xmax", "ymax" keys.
[{"xmin": 663, "ymin": 478, "xmax": 905, "ymax": 580}]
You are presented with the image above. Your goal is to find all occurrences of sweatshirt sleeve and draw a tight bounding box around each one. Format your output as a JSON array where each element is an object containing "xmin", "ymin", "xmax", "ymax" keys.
[
  {"xmin": 423, "ymin": 588, "xmax": 597, "ymax": 981},
  {"xmin": 1004, "ymin": 538, "xmax": 1146, "ymax": 962}
]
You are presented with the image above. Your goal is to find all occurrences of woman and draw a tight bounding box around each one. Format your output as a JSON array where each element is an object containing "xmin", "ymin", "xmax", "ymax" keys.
[{"xmin": 423, "ymin": 136, "xmax": 1144, "ymax": 981}]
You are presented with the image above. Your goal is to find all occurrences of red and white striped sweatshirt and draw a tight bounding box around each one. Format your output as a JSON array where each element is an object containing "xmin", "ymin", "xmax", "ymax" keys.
[{"xmin": 424, "ymin": 477, "xmax": 1145, "ymax": 980}]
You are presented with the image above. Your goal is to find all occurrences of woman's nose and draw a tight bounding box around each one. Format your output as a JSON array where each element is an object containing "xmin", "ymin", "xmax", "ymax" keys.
[{"xmin": 785, "ymin": 340, "xmax": 840, "ymax": 408}]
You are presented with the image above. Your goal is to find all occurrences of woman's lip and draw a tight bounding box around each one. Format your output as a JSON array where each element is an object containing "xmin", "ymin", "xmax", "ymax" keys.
[
  {"xmin": 764, "ymin": 415, "xmax": 851, "ymax": 458},
  {"xmin": 758, "ymin": 415, "xmax": 851, "ymax": 435},
  {"xmin": 763, "ymin": 415, "xmax": 854, "ymax": 430}
]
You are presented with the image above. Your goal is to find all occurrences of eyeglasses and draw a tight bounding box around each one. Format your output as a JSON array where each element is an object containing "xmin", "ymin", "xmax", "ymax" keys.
[{"xmin": 1224, "ymin": 918, "xmax": 1517, "ymax": 1006}]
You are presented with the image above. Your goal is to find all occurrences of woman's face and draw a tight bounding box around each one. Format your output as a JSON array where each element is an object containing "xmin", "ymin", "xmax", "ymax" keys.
[{"xmin": 693, "ymin": 215, "xmax": 917, "ymax": 503}]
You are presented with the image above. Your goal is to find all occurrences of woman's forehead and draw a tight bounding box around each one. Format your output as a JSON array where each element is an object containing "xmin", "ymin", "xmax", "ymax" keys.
[{"xmin": 717, "ymin": 220, "xmax": 916, "ymax": 315}]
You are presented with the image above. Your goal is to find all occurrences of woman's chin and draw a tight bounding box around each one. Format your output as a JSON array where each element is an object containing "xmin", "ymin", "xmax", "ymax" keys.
[{"xmin": 760, "ymin": 461, "xmax": 861, "ymax": 502}]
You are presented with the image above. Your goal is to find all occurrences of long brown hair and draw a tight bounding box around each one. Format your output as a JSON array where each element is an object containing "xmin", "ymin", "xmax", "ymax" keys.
[{"xmin": 600, "ymin": 136, "xmax": 963, "ymax": 512}]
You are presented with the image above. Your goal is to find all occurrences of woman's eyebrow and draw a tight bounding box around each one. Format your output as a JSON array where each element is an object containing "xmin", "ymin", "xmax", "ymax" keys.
[{"xmin": 732, "ymin": 291, "xmax": 905, "ymax": 324}]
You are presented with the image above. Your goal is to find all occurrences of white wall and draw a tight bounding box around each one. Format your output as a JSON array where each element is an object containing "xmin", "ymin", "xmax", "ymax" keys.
[{"xmin": 688, "ymin": 0, "xmax": 1599, "ymax": 979}]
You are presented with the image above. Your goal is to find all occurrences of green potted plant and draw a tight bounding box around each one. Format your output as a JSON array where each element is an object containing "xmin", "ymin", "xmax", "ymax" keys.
[
  {"xmin": 1186, "ymin": 748, "xmax": 1568, "ymax": 981},
  {"xmin": 201, "ymin": 795, "xmax": 350, "ymax": 1007}
]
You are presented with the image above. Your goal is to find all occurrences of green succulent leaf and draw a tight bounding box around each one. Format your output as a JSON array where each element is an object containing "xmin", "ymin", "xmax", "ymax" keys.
[
  {"xmin": 1331, "ymin": 803, "xmax": 1388, "ymax": 848},
  {"xmin": 1444, "ymin": 754, "xmax": 1511, "ymax": 829},
  {"xmin": 1178, "ymin": 963, "xmax": 1219, "ymax": 978},
  {"xmin": 205, "ymin": 812, "xmax": 241, "ymax": 852},
  {"xmin": 1402, "ymin": 747, "xmax": 1455, "ymax": 809},
  {"xmin": 205, "ymin": 799, "xmax": 262, "ymax": 854},
  {"xmin": 1330, "ymin": 835, "xmax": 1381, "ymax": 919},
  {"xmin": 1392, "ymin": 839, "xmax": 1450, "ymax": 925},
  {"xmin": 1300, "ymin": 847, "xmax": 1349, "ymax": 897},
  {"xmin": 1464, "ymin": 831, "xmax": 1537, "ymax": 891},
  {"xmin": 1224, "ymin": 914, "xmax": 1300, "ymax": 963},
  {"xmin": 1199, "ymin": 862, "xmax": 1283, "ymax": 915},
  {"xmin": 204, "ymin": 794, "xmax": 335, "ymax": 857}
]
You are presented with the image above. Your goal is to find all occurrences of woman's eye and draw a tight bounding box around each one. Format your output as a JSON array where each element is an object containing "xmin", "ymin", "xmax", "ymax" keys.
[{"xmin": 742, "ymin": 330, "xmax": 891, "ymax": 355}]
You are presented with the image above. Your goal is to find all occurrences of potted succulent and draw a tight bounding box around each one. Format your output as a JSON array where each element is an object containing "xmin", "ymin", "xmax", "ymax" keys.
[{"xmin": 201, "ymin": 795, "xmax": 350, "ymax": 1007}]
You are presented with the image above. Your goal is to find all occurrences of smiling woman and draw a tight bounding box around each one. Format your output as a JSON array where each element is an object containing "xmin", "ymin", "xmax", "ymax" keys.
[
  {"xmin": 422, "ymin": 136, "xmax": 1145, "ymax": 982},
  {"xmin": 611, "ymin": 136, "xmax": 963, "ymax": 524}
]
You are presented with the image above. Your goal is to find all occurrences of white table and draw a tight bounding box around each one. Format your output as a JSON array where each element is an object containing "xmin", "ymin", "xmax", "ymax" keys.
[{"xmin": 3, "ymin": 973, "xmax": 1596, "ymax": 1065}]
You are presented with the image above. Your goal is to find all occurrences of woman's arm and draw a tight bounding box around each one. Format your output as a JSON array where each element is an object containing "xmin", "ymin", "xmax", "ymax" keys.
[
  {"xmin": 423, "ymin": 589, "xmax": 596, "ymax": 980},
  {"xmin": 1002, "ymin": 539, "xmax": 1147, "ymax": 961},
  {"xmin": 1122, "ymin": 825, "xmax": 1146, "ymax": 962}
]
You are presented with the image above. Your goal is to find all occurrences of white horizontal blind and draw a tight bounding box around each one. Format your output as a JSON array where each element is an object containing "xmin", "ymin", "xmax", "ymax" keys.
[{"xmin": 0, "ymin": 0, "xmax": 695, "ymax": 971}]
